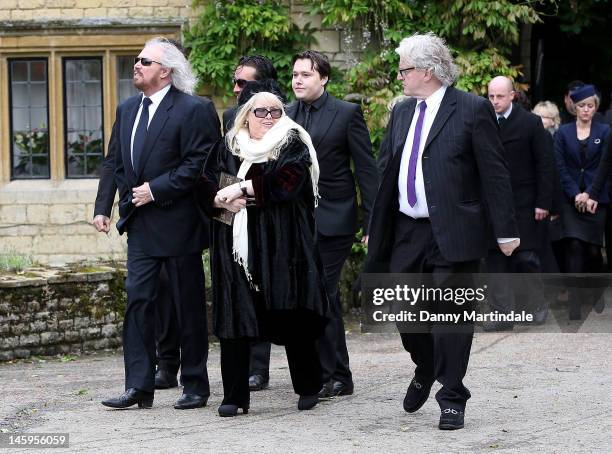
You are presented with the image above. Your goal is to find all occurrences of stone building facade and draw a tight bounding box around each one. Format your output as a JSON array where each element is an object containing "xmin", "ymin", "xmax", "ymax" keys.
[{"xmin": 0, "ymin": 0, "xmax": 350, "ymax": 264}]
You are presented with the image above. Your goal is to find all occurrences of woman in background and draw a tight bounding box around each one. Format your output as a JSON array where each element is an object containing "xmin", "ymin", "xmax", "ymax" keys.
[{"xmin": 554, "ymin": 85, "xmax": 610, "ymax": 318}]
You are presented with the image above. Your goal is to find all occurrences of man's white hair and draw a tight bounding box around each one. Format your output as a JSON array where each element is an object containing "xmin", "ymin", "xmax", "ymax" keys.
[
  {"xmin": 145, "ymin": 37, "xmax": 198, "ymax": 95},
  {"xmin": 395, "ymin": 32, "xmax": 460, "ymax": 87}
]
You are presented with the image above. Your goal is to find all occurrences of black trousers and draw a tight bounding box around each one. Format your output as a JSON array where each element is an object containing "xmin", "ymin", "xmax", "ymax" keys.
[
  {"xmin": 154, "ymin": 265, "xmax": 180, "ymax": 375},
  {"xmin": 485, "ymin": 249, "xmax": 545, "ymax": 313},
  {"xmin": 124, "ymin": 232, "xmax": 209, "ymax": 396},
  {"xmin": 249, "ymin": 234, "xmax": 354, "ymax": 385},
  {"xmin": 316, "ymin": 233, "xmax": 354, "ymax": 385},
  {"xmin": 390, "ymin": 214, "xmax": 478, "ymax": 411},
  {"xmin": 221, "ymin": 337, "xmax": 321, "ymax": 406}
]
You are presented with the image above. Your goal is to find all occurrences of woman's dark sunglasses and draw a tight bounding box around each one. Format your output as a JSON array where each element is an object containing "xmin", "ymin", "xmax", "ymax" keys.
[
  {"xmin": 252, "ymin": 108, "xmax": 283, "ymax": 119},
  {"xmin": 134, "ymin": 57, "xmax": 162, "ymax": 67}
]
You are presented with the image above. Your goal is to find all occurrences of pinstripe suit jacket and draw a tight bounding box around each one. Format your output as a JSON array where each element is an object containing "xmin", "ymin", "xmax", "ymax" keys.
[{"xmin": 366, "ymin": 86, "xmax": 518, "ymax": 270}]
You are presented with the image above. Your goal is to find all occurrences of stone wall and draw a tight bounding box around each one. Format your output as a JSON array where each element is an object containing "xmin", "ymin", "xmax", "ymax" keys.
[
  {"xmin": 0, "ymin": 0, "xmax": 193, "ymax": 21},
  {"xmin": 0, "ymin": 180, "xmax": 125, "ymax": 265},
  {"xmin": 0, "ymin": 266, "xmax": 125, "ymax": 361}
]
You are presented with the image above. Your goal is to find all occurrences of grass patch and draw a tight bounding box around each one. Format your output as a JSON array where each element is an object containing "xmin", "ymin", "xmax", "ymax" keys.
[{"xmin": 0, "ymin": 250, "xmax": 33, "ymax": 272}]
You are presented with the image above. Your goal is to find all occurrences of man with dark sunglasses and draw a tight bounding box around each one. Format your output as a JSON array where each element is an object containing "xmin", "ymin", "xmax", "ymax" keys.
[
  {"xmin": 94, "ymin": 39, "xmax": 209, "ymax": 394},
  {"xmin": 222, "ymin": 55, "xmax": 278, "ymax": 133},
  {"xmin": 100, "ymin": 37, "xmax": 220, "ymax": 411}
]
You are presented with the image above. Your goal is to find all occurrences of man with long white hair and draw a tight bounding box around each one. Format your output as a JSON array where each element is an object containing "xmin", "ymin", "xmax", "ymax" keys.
[
  {"xmin": 366, "ymin": 32, "xmax": 519, "ymax": 429},
  {"xmin": 102, "ymin": 37, "xmax": 221, "ymax": 410}
]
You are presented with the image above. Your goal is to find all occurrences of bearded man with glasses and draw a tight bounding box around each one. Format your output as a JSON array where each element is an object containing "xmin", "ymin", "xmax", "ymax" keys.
[{"xmin": 101, "ymin": 37, "xmax": 220, "ymax": 411}]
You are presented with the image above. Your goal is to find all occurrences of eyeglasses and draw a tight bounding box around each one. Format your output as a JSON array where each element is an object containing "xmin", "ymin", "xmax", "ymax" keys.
[
  {"xmin": 134, "ymin": 57, "xmax": 162, "ymax": 67},
  {"xmin": 398, "ymin": 66, "xmax": 417, "ymax": 78},
  {"xmin": 252, "ymin": 107, "xmax": 283, "ymax": 119},
  {"xmin": 233, "ymin": 78, "xmax": 248, "ymax": 89}
]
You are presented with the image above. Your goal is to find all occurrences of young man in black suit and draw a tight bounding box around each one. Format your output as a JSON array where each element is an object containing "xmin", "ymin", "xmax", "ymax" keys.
[
  {"xmin": 290, "ymin": 50, "xmax": 378, "ymax": 398},
  {"xmin": 366, "ymin": 33, "xmax": 519, "ymax": 430},
  {"xmin": 484, "ymin": 76, "xmax": 555, "ymax": 330},
  {"xmin": 247, "ymin": 50, "xmax": 379, "ymax": 396},
  {"xmin": 93, "ymin": 39, "xmax": 194, "ymax": 391},
  {"xmin": 101, "ymin": 38, "xmax": 220, "ymax": 410}
]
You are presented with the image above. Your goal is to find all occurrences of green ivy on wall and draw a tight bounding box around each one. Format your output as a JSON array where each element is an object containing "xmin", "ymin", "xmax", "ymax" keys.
[{"xmin": 184, "ymin": 0, "xmax": 315, "ymax": 98}]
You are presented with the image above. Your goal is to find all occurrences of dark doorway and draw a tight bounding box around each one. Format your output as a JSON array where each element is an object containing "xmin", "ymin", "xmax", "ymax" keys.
[{"xmin": 530, "ymin": 3, "xmax": 612, "ymax": 115}]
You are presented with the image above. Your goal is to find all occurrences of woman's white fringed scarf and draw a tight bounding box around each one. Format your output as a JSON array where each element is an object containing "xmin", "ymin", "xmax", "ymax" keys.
[{"xmin": 229, "ymin": 115, "xmax": 320, "ymax": 288}]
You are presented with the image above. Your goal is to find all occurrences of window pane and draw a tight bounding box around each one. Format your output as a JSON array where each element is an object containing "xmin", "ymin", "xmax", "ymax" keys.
[
  {"xmin": 64, "ymin": 58, "xmax": 104, "ymax": 178},
  {"xmin": 11, "ymin": 61, "xmax": 28, "ymax": 82},
  {"xmin": 84, "ymin": 106, "xmax": 101, "ymax": 131},
  {"xmin": 84, "ymin": 82, "xmax": 101, "ymax": 106},
  {"xmin": 116, "ymin": 56, "xmax": 139, "ymax": 103},
  {"xmin": 31, "ymin": 156, "xmax": 50, "ymax": 178},
  {"xmin": 66, "ymin": 82, "xmax": 82, "ymax": 107},
  {"xmin": 83, "ymin": 60, "xmax": 101, "ymax": 81},
  {"xmin": 12, "ymin": 108, "xmax": 30, "ymax": 130},
  {"xmin": 30, "ymin": 61, "xmax": 46, "ymax": 82},
  {"xmin": 30, "ymin": 82, "xmax": 47, "ymax": 107},
  {"xmin": 11, "ymin": 83, "xmax": 29, "ymax": 107},
  {"xmin": 31, "ymin": 108, "xmax": 47, "ymax": 130},
  {"xmin": 65, "ymin": 61, "xmax": 81, "ymax": 81},
  {"xmin": 67, "ymin": 107, "xmax": 84, "ymax": 132},
  {"xmin": 9, "ymin": 59, "xmax": 49, "ymax": 179}
]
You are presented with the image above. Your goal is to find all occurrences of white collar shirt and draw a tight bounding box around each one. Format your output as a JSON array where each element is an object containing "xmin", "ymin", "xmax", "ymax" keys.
[
  {"xmin": 398, "ymin": 85, "xmax": 447, "ymax": 218},
  {"xmin": 130, "ymin": 83, "xmax": 172, "ymax": 166},
  {"xmin": 497, "ymin": 103, "xmax": 513, "ymax": 122}
]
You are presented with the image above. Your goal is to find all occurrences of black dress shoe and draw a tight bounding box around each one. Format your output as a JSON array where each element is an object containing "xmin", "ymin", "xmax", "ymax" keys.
[
  {"xmin": 318, "ymin": 381, "xmax": 333, "ymax": 399},
  {"xmin": 297, "ymin": 394, "xmax": 319, "ymax": 410},
  {"xmin": 101, "ymin": 388, "xmax": 153, "ymax": 409},
  {"xmin": 173, "ymin": 393, "xmax": 208, "ymax": 410},
  {"xmin": 155, "ymin": 369, "xmax": 178, "ymax": 389},
  {"xmin": 218, "ymin": 404, "xmax": 249, "ymax": 417},
  {"xmin": 248, "ymin": 374, "xmax": 269, "ymax": 391},
  {"xmin": 439, "ymin": 408, "xmax": 465, "ymax": 430},
  {"xmin": 403, "ymin": 377, "xmax": 433, "ymax": 413},
  {"xmin": 332, "ymin": 381, "xmax": 354, "ymax": 396}
]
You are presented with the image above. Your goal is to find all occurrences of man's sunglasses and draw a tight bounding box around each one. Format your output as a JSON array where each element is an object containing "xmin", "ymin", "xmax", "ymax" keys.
[
  {"xmin": 134, "ymin": 57, "xmax": 162, "ymax": 67},
  {"xmin": 233, "ymin": 78, "xmax": 248, "ymax": 89},
  {"xmin": 252, "ymin": 107, "xmax": 283, "ymax": 119}
]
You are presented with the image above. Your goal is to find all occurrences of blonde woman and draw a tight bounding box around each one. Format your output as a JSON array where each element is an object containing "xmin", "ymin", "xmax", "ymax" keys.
[
  {"xmin": 196, "ymin": 81, "xmax": 328, "ymax": 416},
  {"xmin": 533, "ymin": 101, "xmax": 561, "ymax": 135}
]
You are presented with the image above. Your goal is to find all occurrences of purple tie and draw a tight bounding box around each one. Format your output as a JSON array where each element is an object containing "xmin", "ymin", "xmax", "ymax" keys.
[{"xmin": 407, "ymin": 101, "xmax": 427, "ymax": 207}]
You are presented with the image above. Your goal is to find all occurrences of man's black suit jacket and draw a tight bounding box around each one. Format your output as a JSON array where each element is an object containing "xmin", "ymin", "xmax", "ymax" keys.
[
  {"xmin": 113, "ymin": 86, "xmax": 220, "ymax": 256},
  {"xmin": 222, "ymin": 105, "xmax": 238, "ymax": 135},
  {"xmin": 495, "ymin": 104, "xmax": 555, "ymax": 250},
  {"xmin": 286, "ymin": 93, "xmax": 378, "ymax": 236},
  {"xmin": 94, "ymin": 120, "xmax": 120, "ymax": 219},
  {"xmin": 367, "ymin": 86, "xmax": 518, "ymax": 270}
]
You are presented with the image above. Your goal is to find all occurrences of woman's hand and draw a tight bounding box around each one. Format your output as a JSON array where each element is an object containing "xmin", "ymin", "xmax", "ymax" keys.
[
  {"xmin": 214, "ymin": 194, "xmax": 246, "ymax": 212},
  {"xmin": 586, "ymin": 198, "xmax": 599, "ymax": 214},
  {"xmin": 216, "ymin": 180, "xmax": 254, "ymax": 203},
  {"xmin": 216, "ymin": 183, "xmax": 243, "ymax": 203},
  {"xmin": 575, "ymin": 192, "xmax": 590, "ymax": 212}
]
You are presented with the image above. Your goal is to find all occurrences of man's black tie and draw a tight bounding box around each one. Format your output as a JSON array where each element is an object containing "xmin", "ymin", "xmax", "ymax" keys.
[
  {"xmin": 133, "ymin": 97, "xmax": 152, "ymax": 171},
  {"xmin": 303, "ymin": 104, "xmax": 312, "ymax": 131},
  {"xmin": 497, "ymin": 116, "xmax": 506, "ymax": 126}
]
